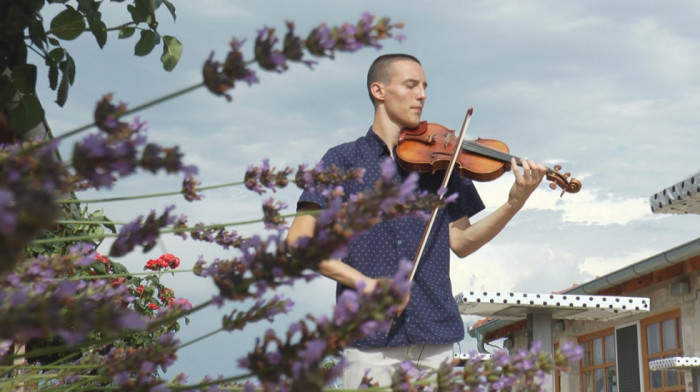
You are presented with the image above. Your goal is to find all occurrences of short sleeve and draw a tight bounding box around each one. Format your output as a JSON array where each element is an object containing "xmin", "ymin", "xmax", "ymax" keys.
[
  {"xmin": 296, "ymin": 148, "xmax": 343, "ymax": 211},
  {"xmin": 447, "ymin": 175, "xmax": 485, "ymax": 222}
]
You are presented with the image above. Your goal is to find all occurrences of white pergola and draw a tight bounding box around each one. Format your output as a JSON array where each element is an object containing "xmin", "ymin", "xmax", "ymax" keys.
[
  {"xmin": 650, "ymin": 171, "xmax": 700, "ymax": 214},
  {"xmin": 649, "ymin": 357, "xmax": 700, "ymax": 392},
  {"xmin": 455, "ymin": 290, "xmax": 650, "ymax": 391},
  {"xmin": 455, "ymin": 291, "xmax": 649, "ymax": 320}
]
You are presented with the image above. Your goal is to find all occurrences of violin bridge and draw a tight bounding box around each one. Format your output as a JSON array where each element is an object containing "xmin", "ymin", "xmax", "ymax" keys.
[{"xmin": 443, "ymin": 133, "xmax": 453, "ymax": 149}]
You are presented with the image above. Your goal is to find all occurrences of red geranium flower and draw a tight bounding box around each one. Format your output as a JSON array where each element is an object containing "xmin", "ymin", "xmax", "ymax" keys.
[
  {"xmin": 110, "ymin": 277, "xmax": 125, "ymax": 288},
  {"xmin": 95, "ymin": 253, "xmax": 110, "ymax": 264},
  {"xmin": 160, "ymin": 253, "xmax": 180, "ymax": 269},
  {"xmin": 145, "ymin": 253, "xmax": 181, "ymax": 270}
]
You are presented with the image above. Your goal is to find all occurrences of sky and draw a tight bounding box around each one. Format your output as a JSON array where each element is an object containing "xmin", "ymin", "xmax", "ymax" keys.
[{"xmin": 34, "ymin": 0, "xmax": 700, "ymax": 382}]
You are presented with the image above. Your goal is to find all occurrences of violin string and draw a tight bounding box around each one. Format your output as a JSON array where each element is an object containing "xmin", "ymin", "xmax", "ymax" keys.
[
  {"xmin": 460, "ymin": 140, "xmax": 553, "ymax": 173},
  {"xmin": 460, "ymin": 140, "xmax": 521, "ymax": 164}
]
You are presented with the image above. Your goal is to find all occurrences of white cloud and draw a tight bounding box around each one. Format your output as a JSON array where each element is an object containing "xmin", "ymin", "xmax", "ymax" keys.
[
  {"xmin": 472, "ymin": 176, "xmax": 654, "ymax": 226},
  {"xmin": 178, "ymin": 1, "xmax": 251, "ymax": 19},
  {"xmin": 578, "ymin": 250, "xmax": 655, "ymax": 281},
  {"xmin": 629, "ymin": 18, "xmax": 700, "ymax": 84}
]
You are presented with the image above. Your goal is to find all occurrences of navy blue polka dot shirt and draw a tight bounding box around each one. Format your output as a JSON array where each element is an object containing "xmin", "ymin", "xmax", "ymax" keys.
[{"xmin": 298, "ymin": 128, "xmax": 484, "ymax": 347}]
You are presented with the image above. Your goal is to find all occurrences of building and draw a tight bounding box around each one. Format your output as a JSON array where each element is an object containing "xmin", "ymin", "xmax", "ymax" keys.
[{"xmin": 462, "ymin": 172, "xmax": 700, "ymax": 391}]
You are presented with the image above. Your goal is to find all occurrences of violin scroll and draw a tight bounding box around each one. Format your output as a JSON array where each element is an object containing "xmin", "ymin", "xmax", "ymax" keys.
[{"xmin": 546, "ymin": 165, "xmax": 582, "ymax": 197}]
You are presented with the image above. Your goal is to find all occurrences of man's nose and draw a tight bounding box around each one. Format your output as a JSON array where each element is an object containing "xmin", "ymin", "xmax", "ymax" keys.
[{"xmin": 416, "ymin": 85, "xmax": 427, "ymax": 101}]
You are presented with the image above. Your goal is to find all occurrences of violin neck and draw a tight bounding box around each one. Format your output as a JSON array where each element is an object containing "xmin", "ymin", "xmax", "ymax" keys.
[{"xmin": 461, "ymin": 140, "xmax": 552, "ymax": 173}]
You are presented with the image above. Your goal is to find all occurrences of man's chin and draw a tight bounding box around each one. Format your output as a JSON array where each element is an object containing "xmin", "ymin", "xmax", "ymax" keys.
[{"xmin": 403, "ymin": 119, "xmax": 422, "ymax": 129}]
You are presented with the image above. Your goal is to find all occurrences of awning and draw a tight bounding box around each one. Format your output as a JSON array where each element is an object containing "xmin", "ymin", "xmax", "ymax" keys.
[
  {"xmin": 650, "ymin": 171, "xmax": 700, "ymax": 214},
  {"xmin": 456, "ymin": 290, "xmax": 649, "ymax": 321}
]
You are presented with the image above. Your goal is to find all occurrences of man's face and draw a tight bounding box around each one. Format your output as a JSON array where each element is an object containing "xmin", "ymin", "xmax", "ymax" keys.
[{"xmin": 381, "ymin": 60, "xmax": 427, "ymax": 129}]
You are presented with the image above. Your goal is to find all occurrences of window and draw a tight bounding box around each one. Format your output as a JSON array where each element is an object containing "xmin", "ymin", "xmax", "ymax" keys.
[
  {"xmin": 579, "ymin": 328, "xmax": 617, "ymax": 392},
  {"xmin": 641, "ymin": 309, "xmax": 684, "ymax": 391}
]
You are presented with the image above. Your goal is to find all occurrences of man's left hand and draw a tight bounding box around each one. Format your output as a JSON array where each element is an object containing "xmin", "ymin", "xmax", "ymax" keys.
[{"xmin": 507, "ymin": 157, "xmax": 547, "ymax": 208}]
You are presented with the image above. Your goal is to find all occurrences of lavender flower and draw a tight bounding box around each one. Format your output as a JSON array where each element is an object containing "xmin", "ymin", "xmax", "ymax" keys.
[
  {"xmin": 261, "ymin": 197, "xmax": 288, "ymax": 230},
  {"xmin": 222, "ymin": 295, "xmax": 294, "ymax": 331},
  {"xmin": 238, "ymin": 263, "xmax": 412, "ymax": 391},
  {"xmin": 188, "ymin": 223, "xmax": 241, "ymax": 249},
  {"xmin": 100, "ymin": 331, "xmax": 180, "ymax": 390},
  {"xmin": 0, "ymin": 139, "xmax": 66, "ymax": 269},
  {"xmin": 182, "ymin": 174, "xmax": 203, "ymax": 201},
  {"xmin": 283, "ymin": 21, "xmax": 317, "ymax": 68},
  {"xmin": 141, "ymin": 143, "xmax": 197, "ymax": 175},
  {"xmin": 203, "ymin": 13, "xmax": 404, "ymax": 101},
  {"xmin": 0, "ymin": 189, "xmax": 18, "ymax": 235},
  {"xmin": 255, "ymin": 26, "xmax": 288, "ymax": 73},
  {"xmin": 109, "ymin": 205, "xmax": 177, "ymax": 256},
  {"xmin": 74, "ymin": 96, "xmax": 197, "ymax": 190},
  {"xmin": 245, "ymin": 159, "xmax": 293, "ymax": 195},
  {"xmin": 0, "ymin": 252, "xmax": 146, "ymax": 345},
  {"xmin": 202, "ymin": 38, "xmax": 259, "ymax": 102}
]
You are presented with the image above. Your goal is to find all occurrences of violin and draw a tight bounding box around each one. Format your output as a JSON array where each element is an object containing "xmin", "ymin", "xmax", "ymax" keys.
[{"xmin": 396, "ymin": 121, "xmax": 582, "ymax": 196}]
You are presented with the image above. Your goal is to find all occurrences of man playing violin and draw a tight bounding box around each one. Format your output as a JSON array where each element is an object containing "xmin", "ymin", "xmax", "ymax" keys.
[{"xmin": 286, "ymin": 53, "xmax": 547, "ymax": 388}]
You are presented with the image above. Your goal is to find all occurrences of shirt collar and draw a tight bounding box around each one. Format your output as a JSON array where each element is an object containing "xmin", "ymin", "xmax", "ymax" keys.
[{"xmin": 366, "ymin": 127, "xmax": 391, "ymax": 157}]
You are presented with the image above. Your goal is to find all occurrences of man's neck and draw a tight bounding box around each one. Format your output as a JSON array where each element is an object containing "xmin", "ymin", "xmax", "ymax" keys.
[{"xmin": 371, "ymin": 115, "xmax": 402, "ymax": 158}]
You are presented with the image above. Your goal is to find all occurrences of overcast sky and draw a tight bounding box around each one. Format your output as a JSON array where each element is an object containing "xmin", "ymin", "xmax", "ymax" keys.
[{"xmin": 36, "ymin": 0, "xmax": 699, "ymax": 382}]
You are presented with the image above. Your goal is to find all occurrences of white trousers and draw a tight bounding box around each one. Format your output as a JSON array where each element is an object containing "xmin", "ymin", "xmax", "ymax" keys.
[{"xmin": 342, "ymin": 344, "xmax": 453, "ymax": 389}]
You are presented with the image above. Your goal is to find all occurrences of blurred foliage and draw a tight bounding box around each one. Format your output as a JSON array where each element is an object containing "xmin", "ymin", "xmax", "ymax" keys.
[{"xmin": 0, "ymin": 0, "xmax": 181, "ymax": 134}]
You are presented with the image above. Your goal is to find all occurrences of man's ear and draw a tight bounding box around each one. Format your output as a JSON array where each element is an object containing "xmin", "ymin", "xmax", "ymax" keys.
[{"xmin": 370, "ymin": 82, "xmax": 385, "ymax": 102}]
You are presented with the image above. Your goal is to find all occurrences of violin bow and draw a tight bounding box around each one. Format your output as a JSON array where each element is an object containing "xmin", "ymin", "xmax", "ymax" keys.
[
  {"xmin": 387, "ymin": 108, "xmax": 473, "ymax": 335},
  {"xmin": 386, "ymin": 107, "xmax": 474, "ymax": 335},
  {"xmin": 408, "ymin": 107, "xmax": 473, "ymax": 282}
]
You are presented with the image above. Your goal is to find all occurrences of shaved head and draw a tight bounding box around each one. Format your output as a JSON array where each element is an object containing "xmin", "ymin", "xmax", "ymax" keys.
[{"xmin": 367, "ymin": 54, "xmax": 421, "ymax": 105}]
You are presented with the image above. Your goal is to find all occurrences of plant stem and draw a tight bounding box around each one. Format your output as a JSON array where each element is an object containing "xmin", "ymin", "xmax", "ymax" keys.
[
  {"xmin": 63, "ymin": 269, "xmax": 195, "ymax": 281},
  {"xmin": 17, "ymin": 300, "xmax": 213, "ymax": 362},
  {"xmin": 54, "ymin": 82, "xmax": 205, "ymax": 142},
  {"xmin": 176, "ymin": 327, "xmax": 224, "ymax": 350},
  {"xmin": 30, "ymin": 217, "xmax": 275, "ymax": 245},
  {"xmin": 56, "ymin": 181, "xmax": 246, "ymax": 204}
]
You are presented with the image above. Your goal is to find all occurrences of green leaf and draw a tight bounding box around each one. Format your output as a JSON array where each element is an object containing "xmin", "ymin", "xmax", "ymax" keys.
[
  {"xmin": 119, "ymin": 26, "xmax": 136, "ymax": 39},
  {"xmin": 134, "ymin": 30, "xmax": 159, "ymax": 56},
  {"xmin": 112, "ymin": 262, "xmax": 129, "ymax": 275},
  {"xmin": 54, "ymin": 54, "xmax": 76, "ymax": 106},
  {"xmin": 11, "ymin": 64, "xmax": 38, "ymax": 94},
  {"xmin": 28, "ymin": 19, "xmax": 48, "ymax": 50},
  {"xmin": 163, "ymin": 0, "xmax": 176, "ymax": 21},
  {"xmin": 88, "ymin": 211, "xmax": 117, "ymax": 233},
  {"xmin": 56, "ymin": 71, "xmax": 69, "ymax": 107},
  {"xmin": 48, "ymin": 65, "xmax": 58, "ymax": 90},
  {"xmin": 47, "ymin": 48, "xmax": 66, "ymax": 65},
  {"xmin": 63, "ymin": 53, "xmax": 76, "ymax": 84},
  {"xmin": 92, "ymin": 262, "xmax": 106, "ymax": 275},
  {"xmin": 0, "ymin": 76, "xmax": 17, "ymax": 103},
  {"xmin": 87, "ymin": 15, "xmax": 107, "ymax": 48},
  {"xmin": 160, "ymin": 35, "xmax": 182, "ymax": 71},
  {"xmin": 50, "ymin": 6, "xmax": 86, "ymax": 41},
  {"xmin": 9, "ymin": 94, "xmax": 45, "ymax": 134},
  {"xmin": 76, "ymin": 0, "xmax": 100, "ymax": 15},
  {"xmin": 128, "ymin": 1, "xmax": 150, "ymax": 24}
]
